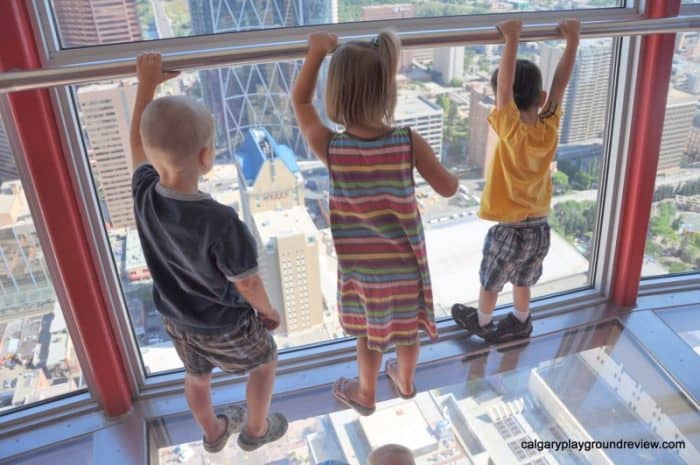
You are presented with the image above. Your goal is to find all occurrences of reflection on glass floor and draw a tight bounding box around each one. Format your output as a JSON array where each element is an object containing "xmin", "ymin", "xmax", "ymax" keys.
[
  {"xmin": 656, "ymin": 306, "xmax": 700, "ymax": 356},
  {"xmin": 149, "ymin": 322, "xmax": 699, "ymax": 465}
]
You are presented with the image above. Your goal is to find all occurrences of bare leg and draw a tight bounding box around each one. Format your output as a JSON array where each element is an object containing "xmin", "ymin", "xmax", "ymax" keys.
[
  {"xmin": 392, "ymin": 343, "xmax": 419, "ymax": 395},
  {"xmin": 338, "ymin": 337, "xmax": 382, "ymax": 407},
  {"xmin": 184, "ymin": 373, "xmax": 225, "ymax": 442},
  {"xmin": 512, "ymin": 286, "xmax": 531, "ymax": 313},
  {"xmin": 244, "ymin": 359, "xmax": 277, "ymax": 437},
  {"xmin": 479, "ymin": 286, "xmax": 499, "ymax": 316}
]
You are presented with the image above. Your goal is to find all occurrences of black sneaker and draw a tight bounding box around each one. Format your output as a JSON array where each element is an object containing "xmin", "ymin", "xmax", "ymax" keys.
[
  {"xmin": 451, "ymin": 304, "xmax": 496, "ymax": 340},
  {"xmin": 490, "ymin": 313, "xmax": 533, "ymax": 343}
]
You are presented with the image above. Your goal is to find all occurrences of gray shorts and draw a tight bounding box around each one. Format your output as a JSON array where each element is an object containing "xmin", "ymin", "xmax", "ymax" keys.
[
  {"xmin": 163, "ymin": 315, "xmax": 277, "ymax": 376},
  {"xmin": 480, "ymin": 217, "xmax": 550, "ymax": 292}
]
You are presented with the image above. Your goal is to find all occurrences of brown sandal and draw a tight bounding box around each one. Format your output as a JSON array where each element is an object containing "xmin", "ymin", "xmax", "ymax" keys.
[
  {"xmin": 333, "ymin": 377, "xmax": 376, "ymax": 416},
  {"xmin": 385, "ymin": 359, "xmax": 416, "ymax": 400}
]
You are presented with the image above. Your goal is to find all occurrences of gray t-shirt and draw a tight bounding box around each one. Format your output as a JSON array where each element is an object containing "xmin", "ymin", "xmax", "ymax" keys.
[{"xmin": 132, "ymin": 164, "xmax": 257, "ymax": 334}]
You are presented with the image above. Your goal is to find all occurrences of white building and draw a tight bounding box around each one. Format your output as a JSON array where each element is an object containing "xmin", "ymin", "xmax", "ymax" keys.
[
  {"xmin": 433, "ymin": 46, "xmax": 465, "ymax": 84},
  {"xmin": 658, "ymin": 88, "xmax": 698, "ymax": 172},
  {"xmin": 252, "ymin": 207, "xmax": 323, "ymax": 336},
  {"xmin": 395, "ymin": 95, "xmax": 445, "ymax": 160}
]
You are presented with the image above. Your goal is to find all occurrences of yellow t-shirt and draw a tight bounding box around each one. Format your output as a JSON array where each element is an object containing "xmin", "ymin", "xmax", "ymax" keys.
[{"xmin": 478, "ymin": 100, "xmax": 562, "ymax": 223}]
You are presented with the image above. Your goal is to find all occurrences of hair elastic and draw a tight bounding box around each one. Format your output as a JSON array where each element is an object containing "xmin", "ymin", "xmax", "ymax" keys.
[{"xmin": 370, "ymin": 36, "xmax": 380, "ymax": 48}]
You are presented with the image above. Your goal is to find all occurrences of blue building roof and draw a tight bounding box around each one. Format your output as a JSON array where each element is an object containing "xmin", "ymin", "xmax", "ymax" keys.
[{"xmin": 236, "ymin": 128, "xmax": 300, "ymax": 185}]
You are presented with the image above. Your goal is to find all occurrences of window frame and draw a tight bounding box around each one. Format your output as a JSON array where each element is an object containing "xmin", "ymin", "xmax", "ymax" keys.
[
  {"xmin": 23, "ymin": 0, "xmax": 698, "ymax": 395},
  {"xmin": 637, "ymin": 1, "xmax": 700, "ymax": 286}
]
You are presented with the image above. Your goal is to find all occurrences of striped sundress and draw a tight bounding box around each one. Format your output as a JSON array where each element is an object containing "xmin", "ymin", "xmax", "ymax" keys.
[{"xmin": 328, "ymin": 127, "xmax": 437, "ymax": 352}]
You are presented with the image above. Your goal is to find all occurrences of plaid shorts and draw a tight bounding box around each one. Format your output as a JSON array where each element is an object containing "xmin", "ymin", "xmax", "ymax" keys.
[
  {"xmin": 480, "ymin": 217, "xmax": 551, "ymax": 292},
  {"xmin": 163, "ymin": 315, "xmax": 277, "ymax": 376}
]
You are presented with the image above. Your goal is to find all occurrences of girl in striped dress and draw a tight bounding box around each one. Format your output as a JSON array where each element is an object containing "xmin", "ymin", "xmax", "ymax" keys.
[{"xmin": 292, "ymin": 31, "xmax": 458, "ymax": 415}]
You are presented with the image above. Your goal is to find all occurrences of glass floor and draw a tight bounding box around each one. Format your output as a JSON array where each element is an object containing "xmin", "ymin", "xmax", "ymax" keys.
[
  {"xmin": 656, "ymin": 307, "xmax": 700, "ymax": 356},
  {"xmin": 147, "ymin": 319, "xmax": 700, "ymax": 465}
]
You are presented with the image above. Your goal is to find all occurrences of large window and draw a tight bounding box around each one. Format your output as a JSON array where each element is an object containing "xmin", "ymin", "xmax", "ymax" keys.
[
  {"xmin": 642, "ymin": 32, "xmax": 700, "ymax": 278},
  {"xmin": 0, "ymin": 117, "xmax": 86, "ymax": 414},
  {"xmin": 71, "ymin": 36, "xmax": 615, "ymax": 374},
  {"xmin": 48, "ymin": 0, "xmax": 622, "ymax": 48}
]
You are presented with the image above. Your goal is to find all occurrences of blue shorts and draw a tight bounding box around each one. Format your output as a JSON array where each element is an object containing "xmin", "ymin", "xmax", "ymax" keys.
[{"xmin": 480, "ymin": 217, "xmax": 551, "ymax": 292}]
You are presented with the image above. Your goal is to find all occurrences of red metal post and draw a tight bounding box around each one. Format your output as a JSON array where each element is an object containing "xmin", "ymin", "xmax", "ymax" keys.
[
  {"xmin": 0, "ymin": 0, "xmax": 133, "ymax": 416},
  {"xmin": 611, "ymin": 0, "xmax": 682, "ymax": 307}
]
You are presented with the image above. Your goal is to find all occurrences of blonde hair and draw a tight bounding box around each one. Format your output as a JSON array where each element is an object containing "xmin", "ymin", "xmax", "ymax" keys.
[
  {"xmin": 368, "ymin": 444, "xmax": 415, "ymax": 465},
  {"xmin": 325, "ymin": 30, "xmax": 400, "ymax": 128},
  {"xmin": 140, "ymin": 95, "xmax": 214, "ymax": 162}
]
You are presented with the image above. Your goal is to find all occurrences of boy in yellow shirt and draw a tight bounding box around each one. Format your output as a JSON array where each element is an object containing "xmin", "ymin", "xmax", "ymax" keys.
[{"xmin": 452, "ymin": 19, "xmax": 580, "ymax": 343}]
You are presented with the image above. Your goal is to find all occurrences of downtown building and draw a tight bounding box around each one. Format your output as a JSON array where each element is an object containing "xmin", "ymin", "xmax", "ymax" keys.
[
  {"xmin": 433, "ymin": 46, "xmax": 465, "ymax": 85},
  {"xmin": 541, "ymin": 41, "xmax": 612, "ymax": 145},
  {"xmin": 395, "ymin": 94, "xmax": 444, "ymax": 161},
  {"xmin": 76, "ymin": 83, "xmax": 138, "ymax": 230},
  {"xmin": 468, "ymin": 83, "xmax": 497, "ymax": 174},
  {"xmin": 0, "ymin": 181, "xmax": 55, "ymax": 314},
  {"xmin": 188, "ymin": 0, "xmax": 334, "ymax": 160},
  {"xmin": 658, "ymin": 88, "xmax": 698, "ymax": 172},
  {"xmin": 51, "ymin": 0, "xmax": 142, "ymax": 47},
  {"xmin": 236, "ymin": 128, "xmax": 322, "ymax": 336}
]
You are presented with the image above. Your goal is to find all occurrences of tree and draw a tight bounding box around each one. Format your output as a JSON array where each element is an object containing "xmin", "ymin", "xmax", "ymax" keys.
[{"xmin": 552, "ymin": 171, "xmax": 569, "ymax": 194}]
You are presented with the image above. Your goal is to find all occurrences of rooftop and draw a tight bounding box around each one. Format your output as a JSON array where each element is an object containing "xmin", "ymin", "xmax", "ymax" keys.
[
  {"xmin": 235, "ymin": 128, "xmax": 299, "ymax": 185},
  {"xmin": 253, "ymin": 206, "xmax": 318, "ymax": 246},
  {"xmin": 395, "ymin": 94, "xmax": 444, "ymax": 120}
]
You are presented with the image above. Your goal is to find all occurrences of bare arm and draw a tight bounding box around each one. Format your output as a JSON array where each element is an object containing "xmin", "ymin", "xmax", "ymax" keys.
[
  {"xmin": 232, "ymin": 273, "xmax": 281, "ymax": 330},
  {"xmin": 130, "ymin": 53, "xmax": 179, "ymax": 170},
  {"xmin": 495, "ymin": 20, "xmax": 522, "ymax": 111},
  {"xmin": 413, "ymin": 131, "xmax": 458, "ymax": 198},
  {"xmin": 545, "ymin": 20, "xmax": 581, "ymax": 109},
  {"xmin": 292, "ymin": 33, "xmax": 336, "ymax": 166}
]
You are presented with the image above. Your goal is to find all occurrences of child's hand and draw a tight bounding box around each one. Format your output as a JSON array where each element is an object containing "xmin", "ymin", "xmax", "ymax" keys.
[
  {"xmin": 496, "ymin": 20, "xmax": 523, "ymax": 41},
  {"xmin": 558, "ymin": 19, "xmax": 581, "ymax": 42},
  {"xmin": 260, "ymin": 308, "xmax": 281, "ymax": 331},
  {"xmin": 308, "ymin": 32, "xmax": 338, "ymax": 56},
  {"xmin": 136, "ymin": 53, "xmax": 180, "ymax": 89}
]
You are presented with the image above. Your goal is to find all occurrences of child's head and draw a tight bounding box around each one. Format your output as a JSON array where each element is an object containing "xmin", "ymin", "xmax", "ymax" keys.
[
  {"xmin": 368, "ymin": 444, "xmax": 415, "ymax": 465},
  {"xmin": 325, "ymin": 30, "xmax": 400, "ymax": 128},
  {"xmin": 491, "ymin": 59, "xmax": 546, "ymax": 111},
  {"xmin": 140, "ymin": 95, "xmax": 215, "ymax": 175}
]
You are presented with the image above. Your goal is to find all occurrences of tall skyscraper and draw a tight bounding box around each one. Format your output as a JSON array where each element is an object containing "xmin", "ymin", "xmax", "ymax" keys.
[
  {"xmin": 394, "ymin": 95, "xmax": 444, "ymax": 160},
  {"xmin": 52, "ymin": 0, "xmax": 142, "ymax": 47},
  {"xmin": 433, "ymin": 47, "xmax": 465, "ymax": 84},
  {"xmin": 541, "ymin": 41, "xmax": 612, "ymax": 144},
  {"xmin": 236, "ymin": 128, "xmax": 322, "ymax": 335},
  {"xmin": 468, "ymin": 84, "xmax": 497, "ymax": 173},
  {"xmin": 0, "ymin": 119, "xmax": 18, "ymax": 185},
  {"xmin": 658, "ymin": 89, "xmax": 697, "ymax": 172},
  {"xmin": 76, "ymin": 83, "xmax": 138, "ymax": 230},
  {"xmin": 188, "ymin": 0, "xmax": 333, "ymax": 160},
  {"xmin": 253, "ymin": 207, "xmax": 323, "ymax": 336}
]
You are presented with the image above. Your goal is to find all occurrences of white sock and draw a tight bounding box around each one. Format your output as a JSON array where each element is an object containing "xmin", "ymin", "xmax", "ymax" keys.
[
  {"xmin": 477, "ymin": 310, "xmax": 492, "ymax": 327},
  {"xmin": 513, "ymin": 309, "xmax": 530, "ymax": 323}
]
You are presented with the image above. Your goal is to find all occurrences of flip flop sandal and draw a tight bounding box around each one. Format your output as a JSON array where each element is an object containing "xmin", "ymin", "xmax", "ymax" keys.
[
  {"xmin": 385, "ymin": 359, "xmax": 416, "ymax": 400},
  {"xmin": 333, "ymin": 377, "xmax": 376, "ymax": 416}
]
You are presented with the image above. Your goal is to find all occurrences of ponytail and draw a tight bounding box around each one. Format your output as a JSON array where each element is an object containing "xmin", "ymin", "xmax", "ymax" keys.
[{"xmin": 374, "ymin": 30, "xmax": 400, "ymax": 124}]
